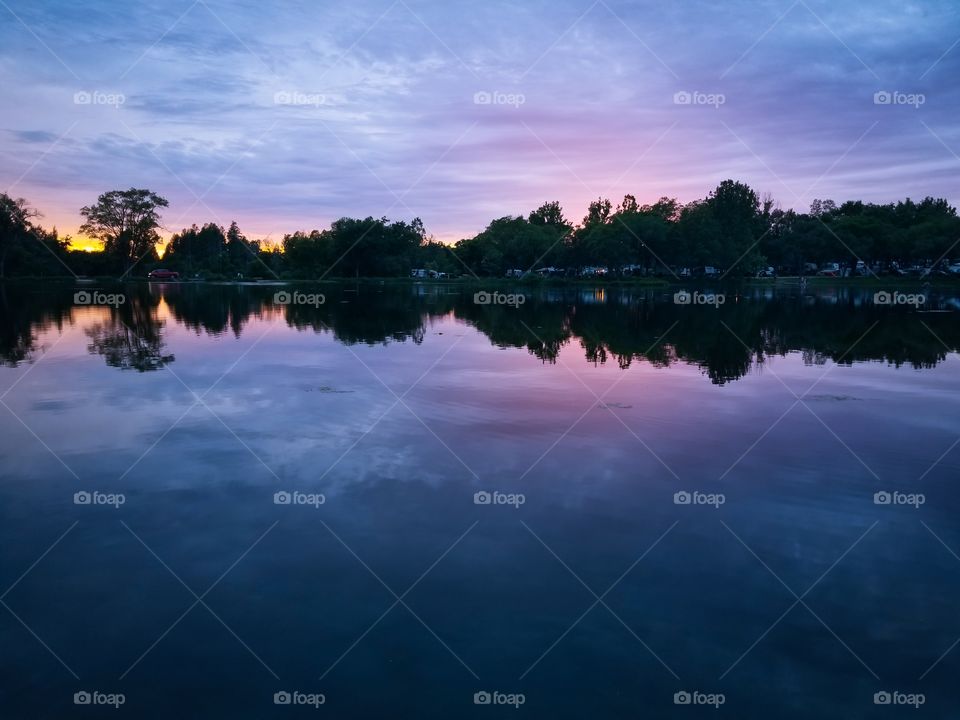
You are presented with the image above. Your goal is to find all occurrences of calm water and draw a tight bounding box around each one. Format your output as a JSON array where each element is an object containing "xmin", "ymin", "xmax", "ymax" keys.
[{"xmin": 1, "ymin": 281, "xmax": 959, "ymax": 718}]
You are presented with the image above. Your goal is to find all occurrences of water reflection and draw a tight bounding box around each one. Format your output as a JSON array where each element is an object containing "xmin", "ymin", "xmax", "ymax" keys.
[
  {"xmin": 84, "ymin": 291, "xmax": 175, "ymax": 372},
  {"xmin": 1, "ymin": 282, "xmax": 957, "ymax": 383}
]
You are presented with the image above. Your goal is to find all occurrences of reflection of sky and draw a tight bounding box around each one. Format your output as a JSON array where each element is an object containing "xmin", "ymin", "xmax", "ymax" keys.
[
  {"xmin": 3, "ymin": 309, "xmax": 959, "ymax": 499},
  {"xmin": 1, "ymin": 0, "xmax": 959, "ymax": 247},
  {"xmin": 3, "ymin": 309, "xmax": 960, "ymax": 715}
]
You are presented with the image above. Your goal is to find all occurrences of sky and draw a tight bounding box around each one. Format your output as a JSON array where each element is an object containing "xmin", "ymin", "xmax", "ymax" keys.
[{"xmin": 1, "ymin": 0, "xmax": 958, "ymax": 249}]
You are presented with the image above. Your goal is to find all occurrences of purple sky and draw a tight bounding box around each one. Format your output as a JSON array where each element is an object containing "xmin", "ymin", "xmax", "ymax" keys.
[{"xmin": 1, "ymin": 0, "xmax": 958, "ymax": 247}]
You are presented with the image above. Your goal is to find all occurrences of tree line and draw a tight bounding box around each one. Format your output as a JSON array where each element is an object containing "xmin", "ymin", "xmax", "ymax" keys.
[{"xmin": 1, "ymin": 181, "xmax": 958, "ymax": 279}]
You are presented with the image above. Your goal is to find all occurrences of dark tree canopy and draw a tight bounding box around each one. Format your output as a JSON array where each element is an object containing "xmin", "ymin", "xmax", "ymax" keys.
[{"xmin": 80, "ymin": 188, "xmax": 168, "ymax": 271}]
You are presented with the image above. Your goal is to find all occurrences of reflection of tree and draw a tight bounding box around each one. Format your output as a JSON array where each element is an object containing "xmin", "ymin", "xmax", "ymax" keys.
[
  {"xmin": 455, "ymin": 299, "xmax": 572, "ymax": 363},
  {"xmin": 457, "ymin": 287, "xmax": 960, "ymax": 384},
  {"xmin": 164, "ymin": 283, "xmax": 267, "ymax": 338},
  {"xmin": 283, "ymin": 287, "xmax": 434, "ymax": 346},
  {"xmin": 85, "ymin": 290, "xmax": 173, "ymax": 371},
  {"xmin": 3, "ymin": 283, "xmax": 959, "ymax": 382},
  {"xmin": 0, "ymin": 284, "xmax": 74, "ymax": 366}
]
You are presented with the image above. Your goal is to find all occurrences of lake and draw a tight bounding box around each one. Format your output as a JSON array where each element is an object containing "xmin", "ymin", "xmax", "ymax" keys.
[{"xmin": 1, "ymin": 281, "xmax": 958, "ymax": 718}]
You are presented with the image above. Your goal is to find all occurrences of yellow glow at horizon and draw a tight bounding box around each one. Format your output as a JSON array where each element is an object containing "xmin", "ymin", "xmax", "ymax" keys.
[{"xmin": 67, "ymin": 235, "xmax": 169, "ymax": 257}]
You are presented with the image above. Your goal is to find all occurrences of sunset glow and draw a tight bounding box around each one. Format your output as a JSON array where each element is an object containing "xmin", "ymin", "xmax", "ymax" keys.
[{"xmin": 2, "ymin": 1, "xmax": 957, "ymax": 242}]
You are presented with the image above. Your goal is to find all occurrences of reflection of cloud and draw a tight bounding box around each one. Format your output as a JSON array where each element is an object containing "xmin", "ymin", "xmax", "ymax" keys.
[{"xmin": 1, "ymin": 0, "xmax": 958, "ymax": 242}]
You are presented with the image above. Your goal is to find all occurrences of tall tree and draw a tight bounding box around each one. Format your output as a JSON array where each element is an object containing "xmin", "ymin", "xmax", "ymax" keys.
[
  {"xmin": 80, "ymin": 188, "xmax": 168, "ymax": 271},
  {"xmin": 0, "ymin": 194, "xmax": 38, "ymax": 278}
]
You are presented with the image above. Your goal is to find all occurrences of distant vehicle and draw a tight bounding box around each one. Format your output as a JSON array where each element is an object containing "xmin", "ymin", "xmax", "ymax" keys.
[
  {"xmin": 802, "ymin": 262, "xmax": 818, "ymax": 275},
  {"xmin": 693, "ymin": 266, "xmax": 719, "ymax": 278},
  {"xmin": 947, "ymin": 264, "xmax": 960, "ymax": 276},
  {"xmin": 578, "ymin": 266, "xmax": 608, "ymax": 277},
  {"xmin": 505, "ymin": 268, "xmax": 526, "ymax": 278},
  {"xmin": 147, "ymin": 269, "xmax": 179, "ymax": 280},
  {"xmin": 534, "ymin": 267, "xmax": 562, "ymax": 277},
  {"xmin": 756, "ymin": 266, "xmax": 775, "ymax": 278},
  {"xmin": 817, "ymin": 263, "xmax": 840, "ymax": 277},
  {"xmin": 854, "ymin": 260, "xmax": 868, "ymax": 276}
]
